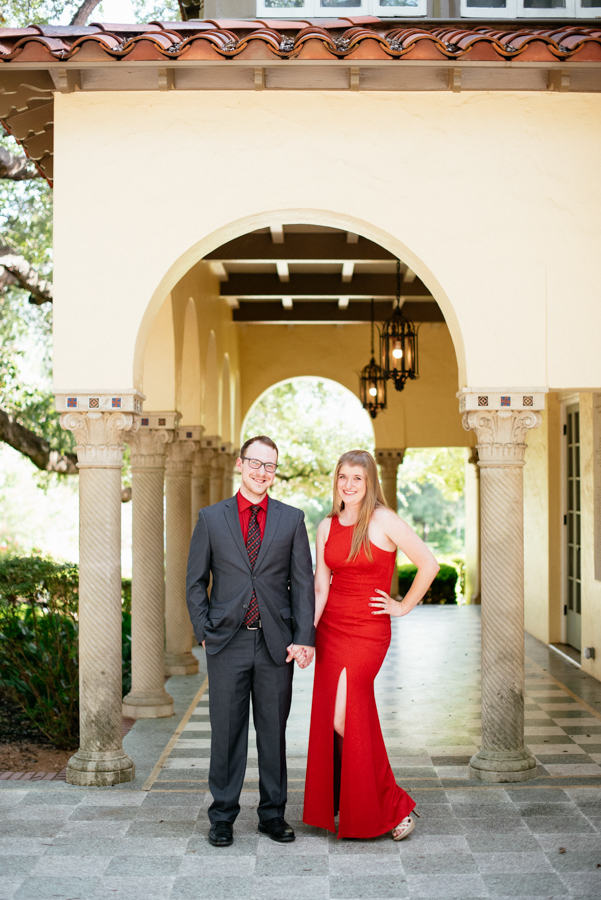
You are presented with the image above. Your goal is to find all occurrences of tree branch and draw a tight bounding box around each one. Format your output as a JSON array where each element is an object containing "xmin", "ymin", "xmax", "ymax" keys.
[
  {"xmin": 0, "ymin": 408, "xmax": 77, "ymax": 474},
  {"xmin": 0, "ymin": 148, "xmax": 39, "ymax": 181},
  {"xmin": 0, "ymin": 244, "xmax": 52, "ymax": 305},
  {"xmin": 70, "ymin": 0, "xmax": 103, "ymax": 25}
]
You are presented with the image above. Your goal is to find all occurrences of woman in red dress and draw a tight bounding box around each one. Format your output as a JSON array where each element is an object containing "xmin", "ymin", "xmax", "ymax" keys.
[{"xmin": 303, "ymin": 450, "xmax": 439, "ymax": 840}]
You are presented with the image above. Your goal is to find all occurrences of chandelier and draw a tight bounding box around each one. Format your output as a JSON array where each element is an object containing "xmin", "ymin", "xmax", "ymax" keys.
[
  {"xmin": 380, "ymin": 259, "xmax": 419, "ymax": 392},
  {"xmin": 359, "ymin": 299, "xmax": 387, "ymax": 419}
]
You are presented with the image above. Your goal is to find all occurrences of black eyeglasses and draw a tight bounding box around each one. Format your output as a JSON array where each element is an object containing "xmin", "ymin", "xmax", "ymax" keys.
[{"xmin": 241, "ymin": 456, "xmax": 278, "ymax": 474}]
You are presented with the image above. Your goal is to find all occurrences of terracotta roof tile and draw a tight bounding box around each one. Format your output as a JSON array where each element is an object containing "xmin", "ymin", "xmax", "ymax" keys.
[{"xmin": 2, "ymin": 19, "xmax": 601, "ymax": 63}]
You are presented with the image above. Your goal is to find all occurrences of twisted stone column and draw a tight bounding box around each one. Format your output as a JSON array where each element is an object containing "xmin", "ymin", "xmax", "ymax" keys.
[
  {"xmin": 210, "ymin": 447, "xmax": 226, "ymax": 505},
  {"xmin": 223, "ymin": 450, "xmax": 239, "ymax": 501},
  {"xmin": 165, "ymin": 438, "xmax": 198, "ymax": 675},
  {"xmin": 191, "ymin": 447, "xmax": 216, "ymax": 530},
  {"xmin": 463, "ymin": 409, "xmax": 541, "ymax": 782},
  {"xmin": 376, "ymin": 449, "xmax": 405, "ymax": 598},
  {"xmin": 122, "ymin": 430, "xmax": 174, "ymax": 718},
  {"xmin": 60, "ymin": 410, "xmax": 137, "ymax": 786}
]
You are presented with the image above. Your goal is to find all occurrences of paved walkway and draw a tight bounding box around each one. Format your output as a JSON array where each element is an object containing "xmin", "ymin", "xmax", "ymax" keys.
[{"xmin": 2, "ymin": 606, "xmax": 601, "ymax": 899}]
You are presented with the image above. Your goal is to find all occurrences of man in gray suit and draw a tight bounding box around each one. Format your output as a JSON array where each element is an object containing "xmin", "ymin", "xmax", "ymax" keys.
[{"xmin": 186, "ymin": 435, "xmax": 315, "ymax": 847}]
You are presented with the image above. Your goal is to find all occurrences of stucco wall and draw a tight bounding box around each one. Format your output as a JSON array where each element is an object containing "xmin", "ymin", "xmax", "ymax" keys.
[
  {"xmin": 579, "ymin": 393, "xmax": 601, "ymax": 681},
  {"xmin": 53, "ymin": 90, "xmax": 601, "ymax": 396},
  {"xmin": 523, "ymin": 395, "xmax": 562, "ymax": 646},
  {"xmin": 238, "ymin": 321, "xmax": 469, "ymax": 449}
]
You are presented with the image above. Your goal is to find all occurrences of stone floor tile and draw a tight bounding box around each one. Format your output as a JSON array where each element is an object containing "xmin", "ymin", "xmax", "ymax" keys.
[
  {"xmin": 329, "ymin": 875, "xmax": 408, "ymax": 898},
  {"xmin": 13, "ymin": 877, "xmax": 100, "ymax": 899},
  {"xmin": 254, "ymin": 854, "xmax": 328, "ymax": 876},
  {"xmin": 67, "ymin": 806, "xmax": 138, "ymax": 821},
  {"xmin": 472, "ymin": 852, "xmax": 553, "ymax": 873},
  {"xmin": 404, "ymin": 790, "xmax": 449, "ymax": 805},
  {"xmin": 125, "ymin": 820, "xmax": 196, "ymax": 838},
  {"xmin": 104, "ymin": 855, "xmax": 182, "ymax": 876},
  {"xmin": 185, "ymin": 835, "xmax": 260, "ymax": 855},
  {"xmin": 178, "ymin": 854, "xmax": 255, "ymax": 875},
  {"xmin": 256, "ymin": 834, "xmax": 329, "ymax": 855},
  {"xmin": 465, "ymin": 833, "xmax": 544, "ymax": 853},
  {"xmin": 30, "ymin": 855, "xmax": 110, "ymax": 876},
  {"xmin": 459, "ymin": 818, "xmax": 531, "ymax": 834},
  {"xmin": 546, "ymin": 848, "xmax": 601, "ymax": 871},
  {"xmin": 132, "ymin": 805, "xmax": 201, "ymax": 821},
  {"xmin": 329, "ymin": 836, "xmax": 400, "ymax": 854},
  {"xmin": 405, "ymin": 818, "xmax": 465, "ymax": 835},
  {"xmin": 0, "ymin": 793, "xmax": 27, "ymax": 807},
  {"xmin": 0, "ymin": 879, "xmax": 23, "ymax": 900},
  {"xmin": 142, "ymin": 792, "xmax": 209, "ymax": 806},
  {"xmin": 570, "ymin": 800, "xmax": 601, "ymax": 816},
  {"xmin": 533, "ymin": 833, "xmax": 601, "ymax": 852},
  {"xmin": 16, "ymin": 795, "xmax": 81, "ymax": 807},
  {"xmin": 505, "ymin": 788, "xmax": 570, "ymax": 803},
  {"xmin": 0, "ymin": 859, "xmax": 37, "ymax": 877},
  {"xmin": 0, "ymin": 825, "xmax": 62, "ymax": 840},
  {"xmin": 449, "ymin": 803, "xmax": 519, "ymax": 819},
  {"xmin": 94, "ymin": 876, "xmax": 175, "ymax": 900},
  {"xmin": 4, "ymin": 807, "xmax": 74, "ymax": 822},
  {"xmin": 555, "ymin": 871, "xmax": 601, "ymax": 898},
  {"xmin": 398, "ymin": 835, "xmax": 470, "ymax": 855},
  {"xmin": 401, "ymin": 852, "xmax": 477, "ymax": 874},
  {"xmin": 524, "ymin": 815, "xmax": 596, "ymax": 833},
  {"xmin": 328, "ymin": 853, "xmax": 405, "ymax": 875},
  {"xmin": 448, "ymin": 790, "xmax": 510, "ymax": 804},
  {"xmin": 404, "ymin": 873, "xmax": 487, "ymax": 897},
  {"xmin": 251, "ymin": 875, "xmax": 329, "ymax": 899},
  {"xmin": 0, "ymin": 840, "xmax": 58, "ymax": 857},
  {"xmin": 80, "ymin": 792, "xmax": 146, "ymax": 806},
  {"xmin": 482, "ymin": 872, "xmax": 568, "ymax": 896},
  {"xmin": 54, "ymin": 821, "xmax": 130, "ymax": 840},
  {"xmin": 512, "ymin": 802, "xmax": 579, "ymax": 817},
  {"xmin": 172, "ymin": 876, "xmax": 253, "ymax": 899}
]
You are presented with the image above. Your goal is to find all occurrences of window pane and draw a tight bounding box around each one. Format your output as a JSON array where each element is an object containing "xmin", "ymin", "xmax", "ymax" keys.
[
  {"xmin": 320, "ymin": 0, "xmax": 362, "ymax": 6},
  {"xmin": 581, "ymin": 0, "xmax": 601, "ymax": 7},
  {"xmin": 523, "ymin": 0, "xmax": 565, "ymax": 7},
  {"xmin": 466, "ymin": 0, "xmax": 507, "ymax": 6},
  {"xmin": 380, "ymin": 0, "xmax": 420, "ymax": 5},
  {"xmin": 264, "ymin": 0, "xmax": 305, "ymax": 6}
]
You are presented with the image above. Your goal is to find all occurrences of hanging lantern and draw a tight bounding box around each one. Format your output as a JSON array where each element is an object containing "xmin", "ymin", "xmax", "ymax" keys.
[
  {"xmin": 381, "ymin": 259, "xmax": 419, "ymax": 392},
  {"xmin": 359, "ymin": 299, "xmax": 387, "ymax": 419}
]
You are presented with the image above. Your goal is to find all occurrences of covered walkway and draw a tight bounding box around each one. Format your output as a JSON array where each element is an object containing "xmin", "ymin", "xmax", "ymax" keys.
[{"xmin": 2, "ymin": 606, "xmax": 601, "ymax": 899}]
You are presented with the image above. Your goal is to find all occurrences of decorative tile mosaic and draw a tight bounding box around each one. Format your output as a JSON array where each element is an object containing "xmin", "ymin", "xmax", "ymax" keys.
[
  {"xmin": 67, "ymin": 397, "xmax": 77, "ymax": 408},
  {"xmin": 141, "ymin": 417, "xmax": 149, "ymax": 426},
  {"xmin": 523, "ymin": 396, "xmax": 534, "ymax": 407},
  {"xmin": 186, "ymin": 432, "xmax": 193, "ymax": 438},
  {"xmin": 501, "ymin": 396, "xmax": 511, "ymax": 407},
  {"xmin": 478, "ymin": 396, "xmax": 488, "ymax": 407},
  {"xmin": 158, "ymin": 418, "xmax": 166, "ymax": 426},
  {"xmin": 112, "ymin": 397, "xmax": 121, "ymax": 408},
  {"xmin": 89, "ymin": 397, "xmax": 99, "ymax": 409}
]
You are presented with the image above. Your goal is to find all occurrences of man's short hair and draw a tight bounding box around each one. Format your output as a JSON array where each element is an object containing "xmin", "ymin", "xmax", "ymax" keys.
[{"xmin": 240, "ymin": 435, "xmax": 279, "ymax": 459}]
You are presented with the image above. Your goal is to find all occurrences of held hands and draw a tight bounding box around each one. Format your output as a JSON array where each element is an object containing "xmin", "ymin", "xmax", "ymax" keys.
[
  {"xmin": 286, "ymin": 644, "xmax": 315, "ymax": 668},
  {"xmin": 369, "ymin": 589, "xmax": 408, "ymax": 618}
]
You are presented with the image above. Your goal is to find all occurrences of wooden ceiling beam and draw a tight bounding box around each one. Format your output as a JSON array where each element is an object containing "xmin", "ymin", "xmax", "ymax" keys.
[
  {"xmin": 221, "ymin": 273, "xmax": 431, "ymax": 299},
  {"xmin": 233, "ymin": 300, "xmax": 444, "ymax": 323},
  {"xmin": 205, "ymin": 232, "xmax": 396, "ymax": 263}
]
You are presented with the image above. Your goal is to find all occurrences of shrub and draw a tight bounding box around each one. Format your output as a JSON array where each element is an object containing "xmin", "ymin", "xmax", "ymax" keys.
[
  {"xmin": 397, "ymin": 562, "xmax": 458, "ymax": 605},
  {"xmin": 0, "ymin": 556, "xmax": 133, "ymax": 748}
]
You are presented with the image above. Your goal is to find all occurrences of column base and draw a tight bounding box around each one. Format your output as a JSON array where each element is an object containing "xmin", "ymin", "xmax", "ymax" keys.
[
  {"xmin": 164, "ymin": 651, "xmax": 199, "ymax": 676},
  {"xmin": 469, "ymin": 748, "xmax": 538, "ymax": 783},
  {"xmin": 122, "ymin": 689, "xmax": 174, "ymax": 719},
  {"xmin": 66, "ymin": 749, "xmax": 135, "ymax": 786}
]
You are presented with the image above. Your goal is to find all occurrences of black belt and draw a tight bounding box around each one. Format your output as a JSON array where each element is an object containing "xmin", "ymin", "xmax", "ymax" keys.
[{"xmin": 241, "ymin": 620, "xmax": 262, "ymax": 631}]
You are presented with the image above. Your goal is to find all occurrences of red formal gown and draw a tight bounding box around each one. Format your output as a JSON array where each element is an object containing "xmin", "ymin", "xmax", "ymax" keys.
[{"xmin": 303, "ymin": 515, "xmax": 415, "ymax": 839}]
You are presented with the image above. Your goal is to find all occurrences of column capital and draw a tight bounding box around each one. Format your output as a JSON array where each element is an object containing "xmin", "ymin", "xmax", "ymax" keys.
[
  {"xmin": 60, "ymin": 410, "xmax": 139, "ymax": 469},
  {"xmin": 457, "ymin": 388, "xmax": 547, "ymax": 414},
  {"xmin": 138, "ymin": 410, "xmax": 180, "ymax": 431},
  {"xmin": 463, "ymin": 409, "xmax": 542, "ymax": 467},
  {"xmin": 376, "ymin": 448, "xmax": 405, "ymax": 471},
  {"xmin": 166, "ymin": 437, "xmax": 197, "ymax": 473},
  {"xmin": 127, "ymin": 429, "xmax": 173, "ymax": 470}
]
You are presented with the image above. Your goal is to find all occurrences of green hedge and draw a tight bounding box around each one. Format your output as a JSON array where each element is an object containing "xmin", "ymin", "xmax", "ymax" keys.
[
  {"xmin": 0, "ymin": 556, "xmax": 132, "ymax": 749},
  {"xmin": 397, "ymin": 562, "xmax": 458, "ymax": 605}
]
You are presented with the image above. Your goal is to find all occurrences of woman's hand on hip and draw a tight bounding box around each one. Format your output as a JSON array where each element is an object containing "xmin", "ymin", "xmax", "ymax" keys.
[{"xmin": 369, "ymin": 588, "xmax": 407, "ymax": 618}]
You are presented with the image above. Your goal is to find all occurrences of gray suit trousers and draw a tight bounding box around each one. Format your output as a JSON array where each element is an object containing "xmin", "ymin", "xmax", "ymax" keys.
[{"xmin": 207, "ymin": 626, "xmax": 294, "ymax": 824}]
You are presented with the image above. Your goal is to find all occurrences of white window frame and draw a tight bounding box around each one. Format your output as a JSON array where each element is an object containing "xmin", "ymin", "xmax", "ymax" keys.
[
  {"xmin": 461, "ymin": 0, "xmax": 601, "ymax": 15},
  {"xmin": 257, "ymin": 0, "xmax": 427, "ymax": 18}
]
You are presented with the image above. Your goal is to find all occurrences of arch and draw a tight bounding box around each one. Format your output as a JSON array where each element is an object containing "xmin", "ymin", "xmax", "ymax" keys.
[
  {"xmin": 204, "ymin": 330, "xmax": 220, "ymax": 437},
  {"xmin": 241, "ymin": 375, "xmax": 376, "ymax": 447},
  {"xmin": 222, "ymin": 354, "xmax": 232, "ymax": 444},
  {"xmin": 142, "ymin": 293, "xmax": 176, "ymax": 411},
  {"xmin": 134, "ymin": 209, "xmax": 467, "ymax": 390},
  {"xmin": 180, "ymin": 297, "xmax": 202, "ymax": 425}
]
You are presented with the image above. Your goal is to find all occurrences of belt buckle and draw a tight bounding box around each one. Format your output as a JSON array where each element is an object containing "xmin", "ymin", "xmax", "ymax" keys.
[{"xmin": 246, "ymin": 620, "xmax": 261, "ymax": 631}]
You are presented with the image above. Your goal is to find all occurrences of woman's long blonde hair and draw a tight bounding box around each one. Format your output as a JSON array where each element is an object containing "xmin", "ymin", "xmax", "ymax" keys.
[{"xmin": 329, "ymin": 450, "xmax": 388, "ymax": 561}]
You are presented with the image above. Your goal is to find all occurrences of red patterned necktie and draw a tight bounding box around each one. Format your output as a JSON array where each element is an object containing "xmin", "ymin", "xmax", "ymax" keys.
[{"xmin": 243, "ymin": 504, "xmax": 262, "ymax": 626}]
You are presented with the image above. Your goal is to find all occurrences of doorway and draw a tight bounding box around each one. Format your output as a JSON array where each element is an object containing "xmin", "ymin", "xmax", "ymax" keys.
[{"xmin": 566, "ymin": 403, "xmax": 581, "ymax": 651}]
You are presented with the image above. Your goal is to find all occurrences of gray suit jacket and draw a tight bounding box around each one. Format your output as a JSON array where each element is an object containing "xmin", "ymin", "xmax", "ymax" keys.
[{"xmin": 186, "ymin": 496, "xmax": 316, "ymax": 665}]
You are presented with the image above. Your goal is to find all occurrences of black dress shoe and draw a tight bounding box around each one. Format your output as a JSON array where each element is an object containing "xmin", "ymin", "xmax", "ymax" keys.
[
  {"xmin": 209, "ymin": 822, "xmax": 233, "ymax": 846},
  {"xmin": 258, "ymin": 817, "xmax": 295, "ymax": 842}
]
